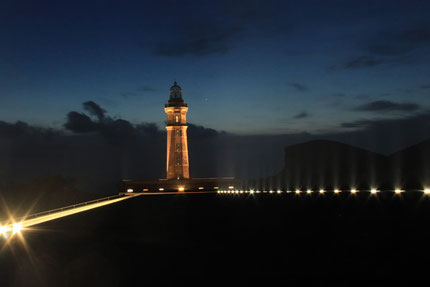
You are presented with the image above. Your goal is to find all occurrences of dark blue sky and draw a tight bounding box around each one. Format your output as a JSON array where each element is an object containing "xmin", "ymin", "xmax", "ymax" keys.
[{"xmin": 1, "ymin": 0, "xmax": 429, "ymax": 135}]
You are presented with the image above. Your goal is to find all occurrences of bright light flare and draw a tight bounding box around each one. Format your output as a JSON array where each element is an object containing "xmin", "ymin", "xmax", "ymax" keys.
[
  {"xmin": 178, "ymin": 187, "xmax": 185, "ymax": 192},
  {"xmin": 334, "ymin": 189, "xmax": 341, "ymax": 194},
  {"xmin": 319, "ymin": 189, "xmax": 325, "ymax": 194},
  {"xmin": 12, "ymin": 223, "xmax": 23, "ymax": 234},
  {"xmin": 394, "ymin": 189, "xmax": 404, "ymax": 194},
  {"xmin": 126, "ymin": 188, "xmax": 133, "ymax": 193},
  {"xmin": 295, "ymin": 189, "xmax": 301, "ymax": 194},
  {"xmin": 424, "ymin": 189, "xmax": 430, "ymax": 194},
  {"xmin": 350, "ymin": 189, "xmax": 358, "ymax": 194},
  {"xmin": 0, "ymin": 225, "xmax": 8, "ymax": 234},
  {"xmin": 306, "ymin": 189, "xmax": 312, "ymax": 194},
  {"xmin": 370, "ymin": 188, "xmax": 379, "ymax": 194},
  {"xmin": 277, "ymin": 190, "xmax": 282, "ymax": 194}
]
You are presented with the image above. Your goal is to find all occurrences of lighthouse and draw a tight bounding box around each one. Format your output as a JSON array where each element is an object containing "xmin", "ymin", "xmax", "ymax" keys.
[
  {"xmin": 164, "ymin": 81, "xmax": 190, "ymax": 180},
  {"xmin": 120, "ymin": 81, "xmax": 240, "ymax": 193}
]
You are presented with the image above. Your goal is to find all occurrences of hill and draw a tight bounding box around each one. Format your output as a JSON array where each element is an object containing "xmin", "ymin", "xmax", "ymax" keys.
[{"xmin": 251, "ymin": 139, "xmax": 430, "ymax": 190}]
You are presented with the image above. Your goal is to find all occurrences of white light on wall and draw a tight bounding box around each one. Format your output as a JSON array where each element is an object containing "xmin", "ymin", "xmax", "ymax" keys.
[
  {"xmin": 228, "ymin": 186, "xmax": 234, "ymax": 189},
  {"xmin": 198, "ymin": 187, "xmax": 204, "ymax": 190},
  {"xmin": 127, "ymin": 188, "xmax": 133, "ymax": 193},
  {"xmin": 159, "ymin": 188, "xmax": 164, "ymax": 191}
]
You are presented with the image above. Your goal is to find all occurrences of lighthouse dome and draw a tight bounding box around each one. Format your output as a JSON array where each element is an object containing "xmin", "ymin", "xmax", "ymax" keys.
[{"xmin": 169, "ymin": 81, "xmax": 182, "ymax": 99}]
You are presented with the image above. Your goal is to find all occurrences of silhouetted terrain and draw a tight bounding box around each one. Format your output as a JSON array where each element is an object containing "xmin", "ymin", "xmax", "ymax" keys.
[
  {"xmin": 1, "ymin": 193, "xmax": 429, "ymax": 286},
  {"xmin": 252, "ymin": 139, "xmax": 430, "ymax": 190}
]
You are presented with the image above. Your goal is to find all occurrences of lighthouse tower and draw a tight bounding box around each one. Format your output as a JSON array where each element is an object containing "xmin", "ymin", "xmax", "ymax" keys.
[{"xmin": 165, "ymin": 81, "xmax": 190, "ymax": 180}]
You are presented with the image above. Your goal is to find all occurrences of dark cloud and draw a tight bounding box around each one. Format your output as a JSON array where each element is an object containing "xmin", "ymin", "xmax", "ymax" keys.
[
  {"xmin": 354, "ymin": 100, "xmax": 420, "ymax": 112},
  {"xmin": 288, "ymin": 82, "xmax": 309, "ymax": 92},
  {"xmin": 343, "ymin": 56, "xmax": 384, "ymax": 69},
  {"xmin": 292, "ymin": 111, "xmax": 309, "ymax": 119},
  {"xmin": 367, "ymin": 26, "xmax": 430, "ymax": 56},
  {"xmin": 150, "ymin": 1, "xmax": 283, "ymax": 57},
  {"xmin": 153, "ymin": 27, "xmax": 240, "ymax": 57},
  {"xmin": 64, "ymin": 112, "xmax": 98, "ymax": 133},
  {"xmin": 420, "ymin": 85, "xmax": 430, "ymax": 90},
  {"xmin": 83, "ymin": 101, "xmax": 106, "ymax": 120},
  {"xmin": 137, "ymin": 85, "xmax": 156, "ymax": 92},
  {"xmin": 188, "ymin": 123, "xmax": 224, "ymax": 139},
  {"xmin": 332, "ymin": 93, "xmax": 346, "ymax": 97},
  {"xmin": 120, "ymin": 92, "xmax": 138, "ymax": 99}
]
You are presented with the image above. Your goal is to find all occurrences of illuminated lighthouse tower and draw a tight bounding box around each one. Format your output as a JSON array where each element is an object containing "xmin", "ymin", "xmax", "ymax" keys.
[{"xmin": 165, "ymin": 81, "xmax": 190, "ymax": 180}]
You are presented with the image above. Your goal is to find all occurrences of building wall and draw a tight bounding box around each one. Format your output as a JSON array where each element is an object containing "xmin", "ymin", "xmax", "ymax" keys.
[{"xmin": 165, "ymin": 106, "xmax": 189, "ymax": 179}]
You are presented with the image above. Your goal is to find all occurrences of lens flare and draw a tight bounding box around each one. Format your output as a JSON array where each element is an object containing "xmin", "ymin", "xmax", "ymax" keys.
[
  {"xmin": 12, "ymin": 223, "xmax": 23, "ymax": 234},
  {"xmin": 306, "ymin": 189, "xmax": 312, "ymax": 194},
  {"xmin": 334, "ymin": 189, "xmax": 341, "ymax": 194},
  {"xmin": 295, "ymin": 189, "xmax": 301, "ymax": 194},
  {"xmin": 350, "ymin": 189, "xmax": 358, "ymax": 194},
  {"xmin": 370, "ymin": 188, "xmax": 379, "ymax": 194},
  {"xmin": 424, "ymin": 189, "xmax": 430, "ymax": 194},
  {"xmin": 319, "ymin": 189, "xmax": 325, "ymax": 194},
  {"xmin": 394, "ymin": 189, "xmax": 404, "ymax": 194}
]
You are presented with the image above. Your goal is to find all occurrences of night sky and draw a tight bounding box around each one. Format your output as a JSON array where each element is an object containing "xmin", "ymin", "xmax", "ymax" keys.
[{"xmin": 2, "ymin": 0, "xmax": 429, "ymax": 135}]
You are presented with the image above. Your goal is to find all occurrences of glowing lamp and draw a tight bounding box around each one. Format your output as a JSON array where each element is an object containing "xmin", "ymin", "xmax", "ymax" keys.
[
  {"xmin": 424, "ymin": 189, "xmax": 430, "ymax": 194},
  {"xmin": 295, "ymin": 189, "xmax": 301, "ymax": 194},
  {"xmin": 228, "ymin": 186, "xmax": 234, "ymax": 189},
  {"xmin": 159, "ymin": 188, "xmax": 164, "ymax": 191},
  {"xmin": 319, "ymin": 189, "xmax": 325, "ymax": 194},
  {"xmin": 198, "ymin": 187, "xmax": 204, "ymax": 190},
  {"xmin": 334, "ymin": 189, "xmax": 341, "ymax": 194},
  {"xmin": 178, "ymin": 187, "xmax": 185, "ymax": 192},
  {"xmin": 277, "ymin": 190, "xmax": 282, "ymax": 194},
  {"xmin": 370, "ymin": 188, "xmax": 379, "ymax": 194},
  {"xmin": 394, "ymin": 189, "xmax": 404, "ymax": 194},
  {"xmin": 126, "ymin": 188, "xmax": 133, "ymax": 193},
  {"xmin": 350, "ymin": 189, "xmax": 358, "ymax": 194},
  {"xmin": 306, "ymin": 189, "xmax": 312, "ymax": 194}
]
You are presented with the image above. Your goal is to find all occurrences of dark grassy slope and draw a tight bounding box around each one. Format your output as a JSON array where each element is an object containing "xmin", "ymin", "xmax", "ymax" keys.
[{"xmin": 1, "ymin": 193, "xmax": 430, "ymax": 286}]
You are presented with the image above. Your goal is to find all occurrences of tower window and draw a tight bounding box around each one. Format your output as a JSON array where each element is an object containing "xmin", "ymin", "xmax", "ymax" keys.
[
  {"xmin": 176, "ymin": 157, "xmax": 180, "ymax": 165},
  {"xmin": 176, "ymin": 143, "xmax": 180, "ymax": 151},
  {"xmin": 175, "ymin": 115, "xmax": 179, "ymax": 123},
  {"xmin": 176, "ymin": 130, "xmax": 180, "ymax": 137}
]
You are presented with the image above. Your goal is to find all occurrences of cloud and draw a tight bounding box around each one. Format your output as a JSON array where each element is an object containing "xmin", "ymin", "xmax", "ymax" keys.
[
  {"xmin": 150, "ymin": 1, "xmax": 283, "ymax": 57},
  {"xmin": 367, "ymin": 26, "xmax": 430, "ymax": 56},
  {"xmin": 353, "ymin": 100, "xmax": 420, "ymax": 112},
  {"xmin": 153, "ymin": 27, "xmax": 240, "ymax": 57},
  {"xmin": 137, "ymin": 85, "xmax": 156, "ymax": 92},
  {"xmin": 292, "ymin": 111, "xmax": 309, "ymax": 119},
  {"xmin": 64, "ymin": 112, "xmax": 99, "ymax": 133},
  {"xmin": 83, "ymin": 101, "xmax": 106, "ymax": 120},
  {"xmin": 343, "ymin": 56, "xmax": 384, "ymax": 69},
  {"xmin": 288, "ymin": 82, "xmax": 309, "ymax": 92}
]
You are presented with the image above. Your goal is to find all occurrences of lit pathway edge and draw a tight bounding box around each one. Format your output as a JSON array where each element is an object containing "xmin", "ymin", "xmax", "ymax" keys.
[{"xmin": 1, "ymin": 191, "xmax": 217, "ymax": 234}]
